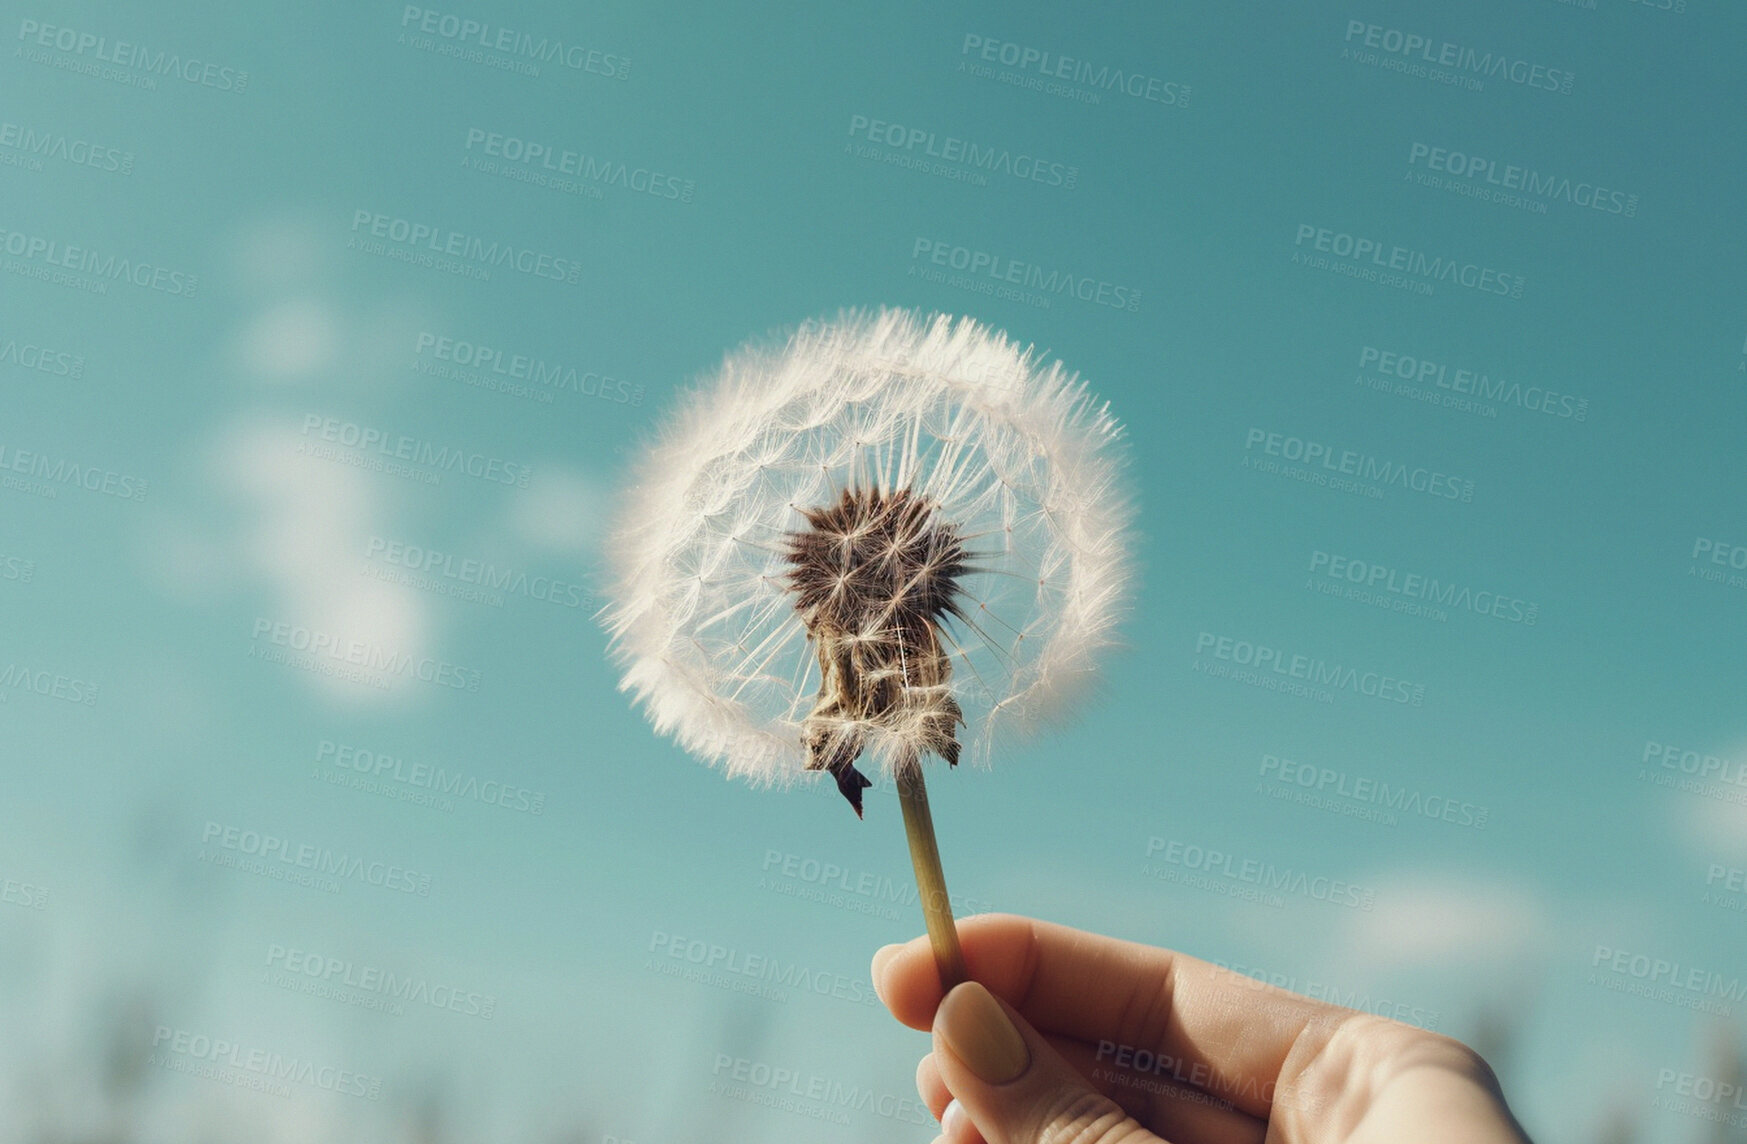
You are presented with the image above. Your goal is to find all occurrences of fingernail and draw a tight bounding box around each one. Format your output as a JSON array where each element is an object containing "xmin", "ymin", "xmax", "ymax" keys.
[
  {"xmin": 937, "ymin": 981, "xmax": 1029, "ymax": 1084},
  {"xmin": 941, "ymin": 1097, "xmax": 966, "ymax": 1136}
]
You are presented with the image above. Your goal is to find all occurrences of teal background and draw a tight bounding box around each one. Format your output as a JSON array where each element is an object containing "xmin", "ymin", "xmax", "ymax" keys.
[{"xmin": 3, "ymin": 1, "xmax": 1744, "ymax": 1140}]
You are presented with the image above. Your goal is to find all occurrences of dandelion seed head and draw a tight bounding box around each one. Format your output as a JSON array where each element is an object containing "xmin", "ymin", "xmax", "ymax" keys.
[{"xmin": 600, "ymin": 308, "xmax": 1136, "ymax": 795}]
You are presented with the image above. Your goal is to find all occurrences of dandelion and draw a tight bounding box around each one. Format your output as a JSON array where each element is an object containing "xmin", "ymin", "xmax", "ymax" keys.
[{"xmin": 600, "ymin": 308, "xmax": 1134, "ymax": 987}]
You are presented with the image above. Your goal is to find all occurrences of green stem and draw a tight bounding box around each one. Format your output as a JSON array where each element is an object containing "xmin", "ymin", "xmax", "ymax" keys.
[{"xmin": 896, "ymin": 755, "xmax": 968, "ymax": 992}]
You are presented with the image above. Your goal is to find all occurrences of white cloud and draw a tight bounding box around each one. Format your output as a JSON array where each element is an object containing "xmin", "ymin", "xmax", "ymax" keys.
[
  {"xmin": 214, "ymin": 416, "xmax": 428, "ymax": 706},
  {"xmin": 222, "ymin": 213, "xmax": 432, "ymax": 389},
  {"xmin": 1336, "ymin": 875, "xmax": 1552, "ymax": 971},
  {"xmin": 228, "ymin": 215, "xmax": 330, "ymax": 289},
  {"xmin": 232, "ymin": 298, "xmax": 337, "ymax": 381},
  {"xmin": 509, "ymin": 466, "xmax": 609, "ymax": 557},
  {"xmin": 1679, "ymin": 740, "xmax": 1747, "ymax": 861}
]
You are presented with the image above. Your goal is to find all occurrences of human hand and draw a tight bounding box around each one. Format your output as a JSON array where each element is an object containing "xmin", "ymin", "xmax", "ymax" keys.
[{"xmin": 871, "ymin": 913, "xmax": 1532, "ymax": 1144}]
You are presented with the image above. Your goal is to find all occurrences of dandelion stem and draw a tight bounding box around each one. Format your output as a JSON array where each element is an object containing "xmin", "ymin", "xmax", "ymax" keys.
[{"xmin": 896, "ymin": 755, "xmax": 968, "ymax": 992}]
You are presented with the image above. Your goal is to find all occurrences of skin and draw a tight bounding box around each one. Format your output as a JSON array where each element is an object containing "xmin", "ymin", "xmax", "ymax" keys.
[{"xmin": 872, "ymin": 913, "xmax": 1535, "ymax": 1144}]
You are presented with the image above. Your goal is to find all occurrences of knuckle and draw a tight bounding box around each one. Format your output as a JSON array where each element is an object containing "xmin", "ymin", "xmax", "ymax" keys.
[
  {"xmin": 1313, "ymin": 1016, "xmax": 1505, "ymax": 1096},
  {"xmin": 1422, "ymin": 1033, "xmax": 1502, "ymax": 1086}
]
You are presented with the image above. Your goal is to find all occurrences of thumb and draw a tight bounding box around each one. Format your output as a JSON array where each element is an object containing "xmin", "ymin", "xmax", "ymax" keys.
[{"xmin": 931, "ymin": 980, "xmax": 1158, "ymax": 1144}]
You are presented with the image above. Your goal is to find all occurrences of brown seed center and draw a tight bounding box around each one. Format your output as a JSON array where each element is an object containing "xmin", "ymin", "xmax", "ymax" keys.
[{"xmin": 781, "ymin": 486, "xmax": 969, "ymax": 816}]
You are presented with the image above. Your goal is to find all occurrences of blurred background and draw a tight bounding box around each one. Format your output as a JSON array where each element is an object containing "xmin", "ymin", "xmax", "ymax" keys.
[{"xmin": 3, "ymin": 1, "xmax": 1745, "ymax": 1141}]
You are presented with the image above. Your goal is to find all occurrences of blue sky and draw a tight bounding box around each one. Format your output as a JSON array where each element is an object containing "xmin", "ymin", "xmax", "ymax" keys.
[{"xmin": 3, "ymin": 2, "xmax": 1745, "ymax": 1141}]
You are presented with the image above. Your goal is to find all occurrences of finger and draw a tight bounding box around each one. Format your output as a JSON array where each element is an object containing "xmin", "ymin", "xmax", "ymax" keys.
[
  {"xmin": 874, "ymin": 913, "xmax": 1351, "ymax": 1119},
  {"xmin": 931, "ymin": 1026, "xmax": 1264, "ymax": 1143},
  {"xmin": 920, "ymin": 1057, "xmax": 992, "ymax": 1144},
  {"xmin": 918, "ymin": 1052, "xmax": 951, "ymax": 1119},
  {"xmin": 1057, "ymin": 1036, "xmax": 1268, "ymax": 1144},
  {"xmin": 940, "ymin": 1098, "xmax": 988, "ymax": 1144},
  {"xmin": 921, "ymin": 1055, "xmax": 992, "ymax": 1144},
  {"xmin": 931, "ymin": 980, "xmax": 1162, "ymax": 1144}
]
